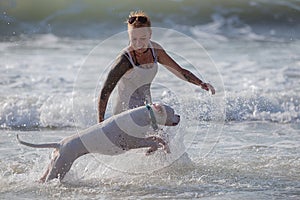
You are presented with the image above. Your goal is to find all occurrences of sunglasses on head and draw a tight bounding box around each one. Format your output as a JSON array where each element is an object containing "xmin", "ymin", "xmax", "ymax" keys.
[{"xmin": 128, "ymin": 16, "xmax": 148, "ymax": 24}]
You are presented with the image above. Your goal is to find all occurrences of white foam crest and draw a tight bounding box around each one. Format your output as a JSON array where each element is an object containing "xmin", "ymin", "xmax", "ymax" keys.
[
  {"xmin": 1, "ymin": 89, "xmax": 298, "ymax": 130},
  {"xmin": 225, "ymin": 91, "xmax": 300, "ymax": 123},
  {"xmin": 39, "ymin": 95, "xmax": 75, "ymax": 128},
  {"xmin": 0, "ymin": 94, "xmax": 78, "ymax": 129},
  {"xmin": 170, "ymin": 90, "xmax": 299, "ymax": 124},
  {"xmin": 0, "ymin": 96, "xmax": 42, "ymax": 129}
]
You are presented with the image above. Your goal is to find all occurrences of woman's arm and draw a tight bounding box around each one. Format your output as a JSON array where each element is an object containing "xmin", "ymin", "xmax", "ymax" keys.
[
  {"xmin": 154, "ymin": 42, "xmax": 215, "ymax": 94},
  {"xmin": 98, "ymin": 53, "xmax": 132, "ymax": 122}
]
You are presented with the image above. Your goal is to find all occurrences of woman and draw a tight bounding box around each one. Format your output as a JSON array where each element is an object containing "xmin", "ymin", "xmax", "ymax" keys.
[{"xmin": 98, "ymin": 11, "xmax": 215, "ymax": 122}]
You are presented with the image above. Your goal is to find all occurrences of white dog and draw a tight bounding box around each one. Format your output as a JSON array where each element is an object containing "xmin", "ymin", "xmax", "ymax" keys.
[{"xmin": 17, "ymin": 103, "xmax": 180, "ymax": 182}]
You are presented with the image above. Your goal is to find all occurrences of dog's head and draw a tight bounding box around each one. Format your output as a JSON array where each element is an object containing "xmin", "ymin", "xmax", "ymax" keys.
[{"xmin": 150, "ymin": 103, "xmax": 180, "ymax": 126}]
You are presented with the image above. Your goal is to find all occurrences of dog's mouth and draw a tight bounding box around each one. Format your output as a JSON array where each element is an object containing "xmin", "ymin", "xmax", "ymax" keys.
[
  {"xmin": 172, "ymin": 114, "xmax": 180, "ymax": 126},
  {"xmin": 172, "ymin": 122, "xmax": 179, "ymax": 126}
]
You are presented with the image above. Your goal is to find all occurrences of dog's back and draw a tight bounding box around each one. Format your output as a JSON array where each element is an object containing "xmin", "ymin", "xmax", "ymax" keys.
[{"xmin": 79, "ymin": 106, "xmax": 151, "ymax": 155}]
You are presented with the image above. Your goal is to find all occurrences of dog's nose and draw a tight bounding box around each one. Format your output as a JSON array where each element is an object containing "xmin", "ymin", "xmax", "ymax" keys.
[{"xmin": 176, "ymin": 114, "xmax": 180, "ymax": 122}]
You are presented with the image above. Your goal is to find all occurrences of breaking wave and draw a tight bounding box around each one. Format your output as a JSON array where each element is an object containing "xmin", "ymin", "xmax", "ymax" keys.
[{"xmin": 0, "ymin": 90, "xmax": 299, "ymax": 130}]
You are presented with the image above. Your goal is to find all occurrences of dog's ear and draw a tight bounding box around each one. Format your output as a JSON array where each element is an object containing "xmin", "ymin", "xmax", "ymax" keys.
[{"xmin": 153, "ymin": 103, "xmax": 163, "ymax": 113}]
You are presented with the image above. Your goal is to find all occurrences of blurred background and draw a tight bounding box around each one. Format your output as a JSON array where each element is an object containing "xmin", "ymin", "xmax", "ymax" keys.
[{"xmin": 1, "ymin": 0, "xmax": 299, "ymax": 39}]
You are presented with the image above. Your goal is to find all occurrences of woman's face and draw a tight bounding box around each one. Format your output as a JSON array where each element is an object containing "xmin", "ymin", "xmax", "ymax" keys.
[{"xmin": 128, "ymin": 28, "xmax": 151, "ymax": 51}]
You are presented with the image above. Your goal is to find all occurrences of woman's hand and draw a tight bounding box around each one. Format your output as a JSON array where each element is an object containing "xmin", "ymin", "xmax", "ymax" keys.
[{"xmin": 201, "ymin": 82, "xmax": 215, "ymax": 95}]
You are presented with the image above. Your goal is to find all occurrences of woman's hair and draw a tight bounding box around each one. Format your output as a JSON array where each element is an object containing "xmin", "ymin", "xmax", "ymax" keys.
[{"xmin": 127, "ymin": 11, "xmax": 151, "ymax": 29}]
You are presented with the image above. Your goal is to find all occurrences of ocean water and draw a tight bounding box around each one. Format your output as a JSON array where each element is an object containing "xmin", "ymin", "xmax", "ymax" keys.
[{"xmin": 1, "ymin": 0, "xmax": 300, "ymax": 199}]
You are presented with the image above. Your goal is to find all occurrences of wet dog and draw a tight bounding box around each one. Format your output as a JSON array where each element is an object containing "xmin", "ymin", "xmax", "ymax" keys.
[{"xmin": 17, "ymin": 103, "xmax": 180, "ymax": 182}]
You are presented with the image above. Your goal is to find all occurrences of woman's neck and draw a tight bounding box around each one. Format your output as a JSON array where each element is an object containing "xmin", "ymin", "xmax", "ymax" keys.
[
  {"xmin": 133, "ymin": 47, "xmax": 149, "ymax": 58},
  {"xmin": 132, "ymin": 47, "xmax": 148, "ymax": 54}
]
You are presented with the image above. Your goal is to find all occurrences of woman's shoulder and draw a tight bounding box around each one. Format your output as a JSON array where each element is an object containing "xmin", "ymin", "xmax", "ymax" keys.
[
  {"xmin": 150, "ymin": 41, "xmax": 166, "ymax": 58},
  {"xmin": 150, "ymin": 40, "xmax": 163, "ymax": 50},
  {"xmin": 111, "ymin": 50, "xmax": 133, "ymax": 70}
]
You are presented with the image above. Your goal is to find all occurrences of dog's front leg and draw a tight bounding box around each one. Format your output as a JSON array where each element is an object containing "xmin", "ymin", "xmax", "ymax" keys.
[{"xmin": 145, "ymin": 136, "xmax": 171, "ymax": 155}]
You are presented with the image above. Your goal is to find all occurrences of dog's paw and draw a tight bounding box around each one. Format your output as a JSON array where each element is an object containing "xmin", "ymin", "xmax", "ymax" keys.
[
  {"xmin": 163, "ymin": 143, "xmax": 171, "ymax": 154},
  {"xmin": 145, "ymin": 146, "xmax": 158, "ymax": 156}
]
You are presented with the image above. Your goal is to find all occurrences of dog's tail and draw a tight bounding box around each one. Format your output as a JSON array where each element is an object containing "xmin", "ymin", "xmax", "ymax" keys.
[{"xmin": 17, "ymin": 134, "xmax": 60, "ymax": 149}]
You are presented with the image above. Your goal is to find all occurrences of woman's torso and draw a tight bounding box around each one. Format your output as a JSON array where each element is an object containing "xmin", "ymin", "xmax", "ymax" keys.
[{"xmin": 113, "ymin": 42, "xmax": 158, "ymax": 115}]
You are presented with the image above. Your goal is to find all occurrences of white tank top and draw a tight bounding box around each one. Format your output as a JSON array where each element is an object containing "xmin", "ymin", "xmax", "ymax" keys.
[{"xmin": 113, "ymin": 42, "xmax": 158, "ymax": 115}]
